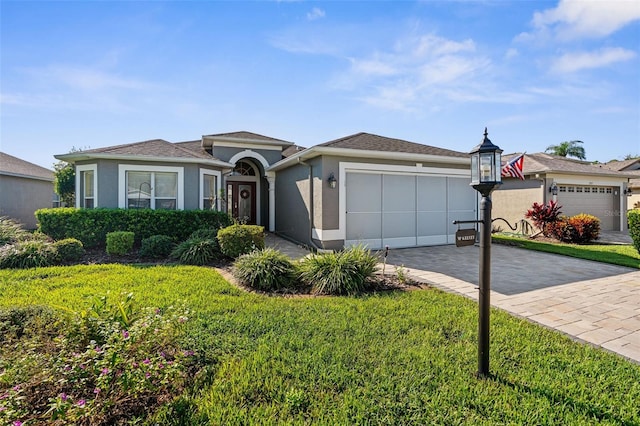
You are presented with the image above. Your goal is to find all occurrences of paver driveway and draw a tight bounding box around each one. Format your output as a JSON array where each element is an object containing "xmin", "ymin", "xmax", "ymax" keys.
[{"xmin": 386, "ymin": 244, "xmax": 640, "ymax": 364}]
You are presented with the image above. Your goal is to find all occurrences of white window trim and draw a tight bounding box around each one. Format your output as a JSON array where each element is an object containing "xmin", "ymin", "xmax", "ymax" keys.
[
  {"xmin": 75, "ymin": 164, "xmax": 98, "ymax": 208},
  {"xmin": 199, "ymin": 168, "xmax": 222, "ymax": 210},
  {"xmin": 118, "ymin": 164, "xmax": 184, "ymax": 210}
]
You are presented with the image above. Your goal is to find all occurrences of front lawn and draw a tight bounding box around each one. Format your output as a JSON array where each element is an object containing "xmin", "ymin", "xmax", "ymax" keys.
[
  {"xmin": 493, "ymin": 234, "xmax": 640, "ymax": 269},
  {"xmin": 2, "ymin": 264, "xmax": 640, "ymax": 424}
]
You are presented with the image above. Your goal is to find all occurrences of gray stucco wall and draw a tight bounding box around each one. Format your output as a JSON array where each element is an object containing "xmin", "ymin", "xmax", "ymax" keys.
[
  {"xmin": 76, "ymin": 159, "xmax": 221, "ymax": 210},
  {"xmin": 275, "ymin": 160, "xmax": 323, "ymax": 246},
  {"xmin": 213, "ymin": 146, "xmax": 282, "ymax": 166},
  {"xmin": 0, "ymin": 175, "xmax": 53, "ymax": 229}
]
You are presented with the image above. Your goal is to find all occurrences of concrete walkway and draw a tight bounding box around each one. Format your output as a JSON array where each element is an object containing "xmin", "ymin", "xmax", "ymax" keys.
[{"xmin": 265, "ymin": 232, "xmax": 640, "ymax": 364}]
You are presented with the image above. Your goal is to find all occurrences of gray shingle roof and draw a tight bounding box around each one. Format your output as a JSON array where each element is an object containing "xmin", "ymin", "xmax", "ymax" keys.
[
  {"xmin": 76, "ymin": 139, "xmax": 214, "ymax": 160},
  {"xmin": 0, "ymin": 152, "xmax": 54, "ymax": 181},
  {"xmin": 317, "ymin": 132, "xmax": 469, "ymax": 158},
  {"xmin": 503, "ymin": 152, "xmax": 635, "ymax": 178},
  {"xmin": 603, "ymin": 158, "xmax": 640, "ymax": 171},
  {"xmin": 282, "ymin": 145, "xmax": 306, "ymax": 158}
]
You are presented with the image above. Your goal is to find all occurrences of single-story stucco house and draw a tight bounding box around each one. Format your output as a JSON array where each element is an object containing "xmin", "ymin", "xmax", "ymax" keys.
[
  {"xmin": 493, "ymin": 153, "xmax": 633, "ymax": 232},
  {"xmin": 603, "ymin": 158, "xmax": 640, "ymax": 210},
  {"xmin": 55, "ymin": 131, "xmax": 477, "ymax": 250},
  {"xmin": 0, "ymin": 152, "xmax": 55, "ymax": 229}
]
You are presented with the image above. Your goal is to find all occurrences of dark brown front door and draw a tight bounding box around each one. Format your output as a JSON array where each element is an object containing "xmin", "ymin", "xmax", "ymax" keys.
[{"xmin": 227, "ymin": 181, "xmax": 256, "ymax": 224}]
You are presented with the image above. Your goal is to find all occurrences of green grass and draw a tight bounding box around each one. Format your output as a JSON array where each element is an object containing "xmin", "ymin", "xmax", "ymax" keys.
[
  {"xmin": 2, "ymin": 264, "xmax": 640, "ymax": 424},
  {"xmin": 493, "ymin": 234, "xmax": 640, "ymax": 269}
]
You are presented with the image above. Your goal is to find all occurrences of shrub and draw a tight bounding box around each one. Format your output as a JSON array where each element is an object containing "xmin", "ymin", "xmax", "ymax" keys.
[
  {"xmin": 53, "ymin": 238, "xmax": 85, "ymax": 263},
  {"xmin": 188, "ymin": 227, "xmax": 219, "ymax": 241},
  {"xmin": 548, "ymin": 214, "xmax": 601, "ymax": 244},
  {"xmin": 0, "ymin": 305, "xmax": 63, "ymax": 341},
  {"xmin": 0, "ymin": 240, "xmax": 57, "ymax": 269},
  {"xmin": 0, "ymin": 294, "xmax": 198, "ymax": 425},
  {"xmin": 35, "ymin": 208, "xmax": 233, "ymax": 248},
  {"xmin": 525, "ymin": 200, "xmax": 562, "ymax": 236},
  {"xmin": 299, "ymin": 245, "xmax": 379, "ymax": 295},
  {"xmin": 629, "ymin": 209, "xmax": 640, "ymax": 254},
  {"xmin": 106, "ymin": 231, "xmax": 135, "ymax": 256},
  {"xmin": 217, "ymin": 224, "xmax": 265, "ymax": 259},
  {"xmin": 171, "ymin": 238, "xmax": 220, "ymax": 265},
  {"xmin": 140, "ymin": 235, "xmax": 175, "ymax": 259},
  {"xmin": 0, "ymin": 216, "xmax": 30, "ymax": 245},
  {"xmin": 233, "ymin": 248, "xmax": 298, "ymax": 291}
]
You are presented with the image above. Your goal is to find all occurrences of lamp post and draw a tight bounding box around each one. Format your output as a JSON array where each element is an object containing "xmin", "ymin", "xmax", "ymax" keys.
[{"xmin": 470, "ymin": 128, "xmax": 502, "ymax": 378}]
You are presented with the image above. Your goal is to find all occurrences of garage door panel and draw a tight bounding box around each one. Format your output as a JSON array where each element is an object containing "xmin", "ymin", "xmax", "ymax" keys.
[
  {"xmin": 557, "ymin": 186, "xmax": 616, "ymax": 230},
  {"xmin": 383, "ymin": 212, "xmax": 416, "ymax": 237},
  {"xmin": 346, "ymin": 171, "xmax": 476, "ymax": 248},
  {"xmin": 347, "ymin": 173, "xmax": 381, "ymax": 211},
  {"xmin": 383, "ymin": 175, "xmax": 416, "ymax": 210},
  {"xmin": 346, "ymin": 212, "xmax": 381, "ymax": 240},
  {"xmin": 417, "ymin": 176, "xmax": 446, "ymax": 210}
]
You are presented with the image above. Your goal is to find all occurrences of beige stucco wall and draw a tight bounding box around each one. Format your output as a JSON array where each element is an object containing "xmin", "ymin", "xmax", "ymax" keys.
[{"xmin": 492, "ymin": 179, "xmax": 544, "ymax": 233}]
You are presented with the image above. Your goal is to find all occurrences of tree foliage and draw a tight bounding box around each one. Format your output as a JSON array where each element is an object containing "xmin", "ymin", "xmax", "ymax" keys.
[
  {"xmin": 54, "ymin": 161, "xmax": 75, "ymax": 207},
  {"xmin": 545, "ymin": 140, "xmax": 586, "ymax": 160}
]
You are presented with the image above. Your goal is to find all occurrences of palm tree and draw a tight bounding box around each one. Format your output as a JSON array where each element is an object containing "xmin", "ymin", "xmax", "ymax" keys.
[{"xmin": 545, "ymin": 140, "xmax": 586, "ymax": 160}]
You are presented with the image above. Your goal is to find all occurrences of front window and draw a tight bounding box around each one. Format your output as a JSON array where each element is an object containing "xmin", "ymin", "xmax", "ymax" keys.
[
  {"xmin": 76, "ymin": 164, "xmax": 97, "ymax": 208},
  {"xmin": 203, "ymin": 174, "xmax": 217, "ymax": 210},
  {"xmin": 127, "ymin": 171, "xmax": 177, "ymax": 210}
]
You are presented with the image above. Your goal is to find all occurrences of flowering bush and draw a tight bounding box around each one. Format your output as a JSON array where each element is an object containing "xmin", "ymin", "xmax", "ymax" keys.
[
  {"xmin": 524, "ymin": 200, "xmax": 562, "ymax": 236},
  {"xmin": 0, "ymin": 294, "xmax": 198, "ymax": 425}
]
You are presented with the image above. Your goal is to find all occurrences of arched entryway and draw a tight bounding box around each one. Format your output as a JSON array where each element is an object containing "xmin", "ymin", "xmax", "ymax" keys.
[{"xmin": 226, "ymin": 159, "xmax": 261, "ymax": 224}]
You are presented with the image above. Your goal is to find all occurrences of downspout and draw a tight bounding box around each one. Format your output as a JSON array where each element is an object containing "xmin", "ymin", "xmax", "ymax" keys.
[{"xmin": 298, "ymin": 158, "xmax": 322, "ymax": 252}]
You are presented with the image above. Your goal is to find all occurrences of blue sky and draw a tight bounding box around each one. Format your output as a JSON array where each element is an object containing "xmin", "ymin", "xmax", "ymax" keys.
[{"xmin": 1, "ymin": 0, "xmax": 639, "ymax": 169}]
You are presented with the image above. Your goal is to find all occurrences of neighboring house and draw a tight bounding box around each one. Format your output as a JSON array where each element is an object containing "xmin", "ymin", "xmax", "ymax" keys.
[
  {"xmin": 0, "ymin": 152, "xmax": 55, "ymax": 229},
  {"xmin": 55, "ymin": 131, "xmax": 474, "ymax": 250},
  {"xmin": 603, "ymin": 158, "xmax": 640, "ymax": 210},
  {"xmin": 493, "ymin": 153, "xmax": 633, "ymax": 232}
]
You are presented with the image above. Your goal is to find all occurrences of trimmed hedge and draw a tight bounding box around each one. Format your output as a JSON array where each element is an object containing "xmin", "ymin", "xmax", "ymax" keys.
[
  {"xmin": 217, "ymin": 224, "xmax": 265, "ymax": 259},
  {"xmin": 106, "ymin": 231, "xmax": 135, "ymax": 256},
  {"xmin": 35, "ymin": 208, "xmax": 232, "ymax": 248},
  {"xmin": 629, "ymin": 209, "xmax": 640, "ymax": 254}
]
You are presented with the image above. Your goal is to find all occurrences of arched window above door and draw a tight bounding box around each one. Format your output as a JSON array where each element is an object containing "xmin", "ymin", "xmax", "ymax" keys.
[{"xmin": 233, "ymin": 160, "xmax": 256, "ymax": 176}]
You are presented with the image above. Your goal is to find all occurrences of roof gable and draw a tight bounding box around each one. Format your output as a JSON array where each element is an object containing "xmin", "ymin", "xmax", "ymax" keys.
[
  {"xmin": 603, "ymin": 158, "xmax": 640, "ymax": 171},
  {"xmin": 203, "ymin": 131, "xmax": 293, "ymax": 147},
  {"xmin": 0, "ymin": 152, "xmax": 54, "ymax": 181}
]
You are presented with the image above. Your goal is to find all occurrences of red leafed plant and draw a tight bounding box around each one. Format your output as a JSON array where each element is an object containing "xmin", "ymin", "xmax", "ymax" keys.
[{"xmin": 525, "ymin": 200, "xmax": 562, "ymax": 236}]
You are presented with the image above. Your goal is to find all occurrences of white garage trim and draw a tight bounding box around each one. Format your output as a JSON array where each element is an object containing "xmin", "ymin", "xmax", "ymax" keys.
[{"xmin": 338, "ymin": 162, "xmax": 473, "ymax": 248}]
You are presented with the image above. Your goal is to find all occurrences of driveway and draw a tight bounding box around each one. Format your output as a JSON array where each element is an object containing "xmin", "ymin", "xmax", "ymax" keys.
[{"xmin": 386, "ymin": 244, "xmax": 640, "ymax": 364}]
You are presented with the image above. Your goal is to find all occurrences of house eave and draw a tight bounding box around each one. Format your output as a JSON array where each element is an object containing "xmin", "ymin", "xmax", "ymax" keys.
[
  {"xmin": 268, "ymin": 146, "xmax": 470, "ymax": 172},
  {"xmin": 54, "ymin": 153, "xmax": 234, "ymax": 168},
  {"xmin": 525, "ymin": 170, "xmax": 635, "ymax": 180},
  {"xmin": 202, "ymin": 135, "xmax": 294, "ymax": 149},
  {"xmin": 0, "ymin": 171, "xmax": 54, "ymax": 182}
]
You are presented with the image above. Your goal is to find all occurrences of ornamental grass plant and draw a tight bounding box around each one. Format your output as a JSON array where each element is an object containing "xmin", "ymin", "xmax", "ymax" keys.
[
  {"xmin": 233, "ymin": 247, "xmax": 298, "ymax": 291},
  {"xmin": 299, "ymin": 245, "xmax": 378, "ymax": 295}
]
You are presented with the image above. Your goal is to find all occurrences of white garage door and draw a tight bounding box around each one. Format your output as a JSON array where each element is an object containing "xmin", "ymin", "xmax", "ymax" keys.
[
  {"xmin": 557, "ymin": 185, "xmax": 617, "ymax": 230},
  {"xmin": 345, "ymin": 172, "xmax": 477, "ymax": 249}
]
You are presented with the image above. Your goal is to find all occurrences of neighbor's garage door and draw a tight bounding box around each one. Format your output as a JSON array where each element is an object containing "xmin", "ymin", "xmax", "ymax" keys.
[
  {"xmin": 557, "ymin": 185, "xmax": 616, "ymax": 230},
  {"xmin": 345, "ymin": 172, "xmax": 477, "ymax": 249}
]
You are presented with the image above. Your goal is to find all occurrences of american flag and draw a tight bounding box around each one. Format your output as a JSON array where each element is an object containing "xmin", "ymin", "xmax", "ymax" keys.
[{"xmin": 501, "ymin": 153, "xmax": 525, "ymax": 180}]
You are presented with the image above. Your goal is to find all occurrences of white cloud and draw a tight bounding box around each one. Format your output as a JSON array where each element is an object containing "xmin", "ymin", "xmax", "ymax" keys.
[
  {"xmin": 307, "ymin": 7, "xmax": 325, "ymax": 21},
  {"xmin": 550, "ymin": 47, "xmax": 636, "ymax": 73},
  {"xmin": 531, "ymin": 0, "xmax": 640, "ymax": 40}
]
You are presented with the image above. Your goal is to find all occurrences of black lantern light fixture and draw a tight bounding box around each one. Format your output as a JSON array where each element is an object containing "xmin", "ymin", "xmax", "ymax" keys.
[
  {"xmin": 327, "ymin": 173, "xmax": 337, "ymax": 189},
  {"xmin": 469, "ymin": 128, "xmax": 502, "ymax": 378},
  {"xmin": 470, "ymin": 128, "xmax": 503, "ymax": 197},
  {"xmin": 624, "ymin": 187, "xmax": 633, "ymax": 196},
  {"xmin": 549, "ymin": 183, "xmax": 559, "ymax": 196}
]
